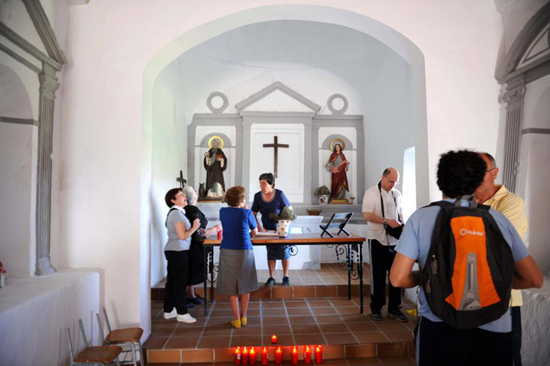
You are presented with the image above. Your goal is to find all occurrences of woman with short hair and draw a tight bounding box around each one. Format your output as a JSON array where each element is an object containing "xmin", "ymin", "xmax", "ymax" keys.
[
  {"xmin": 251, "ymin": 173, "xmax": 293, "ymax": 287},
  {"xmin": 217, "ymin": 186, "xmax": 258, "ymax": 328},
  {"xmin": 163, "ymin": 188, "xmax": 201, "ymax": 323}
]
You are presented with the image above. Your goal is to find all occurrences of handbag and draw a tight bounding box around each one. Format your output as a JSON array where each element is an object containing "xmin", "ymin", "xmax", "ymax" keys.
[{"xmin": 378, "ymin": 182, "xmax": 404, "ymax": 239}]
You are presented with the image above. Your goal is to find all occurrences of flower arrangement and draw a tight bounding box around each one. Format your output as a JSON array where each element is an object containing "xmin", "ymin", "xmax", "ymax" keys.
[
  {"xmin": 269, "ymin": 206, "xmax": 297, "ymax": 221},
  {"xmin": 313, "ymin": 185, "xmax": 330, "ymax": 197}
]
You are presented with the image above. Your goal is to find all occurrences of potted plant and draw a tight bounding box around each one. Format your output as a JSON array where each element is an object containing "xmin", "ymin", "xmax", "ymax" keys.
[
  {"xmin": 269, "ymin": 206, "xmax": 297, "ymax": 237},
  {"xmin": 314, "ymin": 185, "xmax": 331, "ymax": 205}
]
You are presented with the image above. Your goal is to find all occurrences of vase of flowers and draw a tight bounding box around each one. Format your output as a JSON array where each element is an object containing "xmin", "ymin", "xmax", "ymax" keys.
[
  {"xmin": 270, "ymin": 207, "xmax": 297, "ymax": 238},
  {"xmin": 314, "ymin": 185, "xmax": 331, "ymax": 205}
]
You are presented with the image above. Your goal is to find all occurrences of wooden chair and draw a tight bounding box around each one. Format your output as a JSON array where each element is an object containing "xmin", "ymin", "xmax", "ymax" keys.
[
  {"xmin": 67, "ymin": 319, "xmax": 122, "ymax": 366},
  {"xmin": 96, "ymin": 307, "xmax": 144, "ymax": 366},
  {"xmin": 319, "ymin": 212, "xmax": 353, "ymax": 237}
]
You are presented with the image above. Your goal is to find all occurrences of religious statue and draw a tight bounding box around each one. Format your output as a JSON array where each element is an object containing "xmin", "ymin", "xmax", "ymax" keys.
[
  {"xmin": 203, "ymin": 137, "xmax": 227, "ymax": 198},
  {"xmin": 325, "ymin": 141, "xmax": 349, "ymax": 202}
]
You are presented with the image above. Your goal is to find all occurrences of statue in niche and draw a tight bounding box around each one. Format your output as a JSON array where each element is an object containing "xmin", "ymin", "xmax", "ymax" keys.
[
  {"xmin": 325, "ymin": 138, "xmax": 349, "ymax": 202},
  {"xmin": 203, "ymin": 136, "xmax": 227, "ymax": 198}
]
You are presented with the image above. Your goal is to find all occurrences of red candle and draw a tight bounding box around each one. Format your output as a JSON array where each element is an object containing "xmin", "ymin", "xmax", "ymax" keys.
[
  {"xmin": 249, "ymin": 347, "xmax": 256, "ymax": 365},
  {"xmin": 291, "ymin": 346, "xmax": 298, "ymax": 364},
  {"xmin": 275, "ymin": 347, "xmax": 283, "ymax": 365},
  {"xmin": 261, "ymin": 347, "xmax": 268, "ymax": 365},
  {"xmin": 242, "ymin": 347, "xmax": 249, "ymax": 365},
  {"xmin": 315, "ymin": 346, "xmax": 322, "ymax": 364},
  {"xmin": 234, "ymin": 347, "xmax": 242, "ymax": 365},
  {"xmin": 271, "ymin": 335, "xmax": 278, "ymax": 344},
  {"xmin": 304, "ymin": 345, "xmax": 312, "ymax": 364},
  {"xmin": 217, "ymin": 229, "xmax": 223, "ymax": 240}
]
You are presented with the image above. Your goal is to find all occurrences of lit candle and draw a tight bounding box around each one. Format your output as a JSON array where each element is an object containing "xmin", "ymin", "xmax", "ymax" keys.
[
  {"xmin": 249, "ymin": 347, "xmax": 256, "ymax": 365},
  {"xmin": 243, "ymin": 347, "xmax": 249, "ymax": 365},
  {"xmin": 261, "ymin": 347, "xmax": 268, "ymax": 365},
  {"xmin": 234, "ymin": 347, "xmax": 242, "ymax": 365},
  {"xmin": 275, "ymin": 347, "xmax": 283, "ymax": 365},
  {"xmin": 315, "ymin": 345, "xmax": 322, "ymax": 364},
  {"xmin": 304, "ymin": 345, "xmax": 312, "ymax": 364},
  {"xmin": 271, "ymin": 335, "xmax": 278, "ymax": 344},
  {"xmin": 291, "ymin": 346, "xmax": 298, "ymax": 364}
]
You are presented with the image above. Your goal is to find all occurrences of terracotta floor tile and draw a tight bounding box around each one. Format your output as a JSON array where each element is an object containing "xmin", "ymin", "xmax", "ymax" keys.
[
  {"xmin": 316, "ymin": 315, "xmax": 345, "ymax": 324},
  {"xmin": 143, "ymin": 335, "xmax": 169, "ymax": 349},
  {"xmin": 284, "ymin": 299, "xmax": 307, "ymax": 307},
  {"xmin": 347, "ymin": 322, "xmax": 379, "ymax": 332},
  {"xmin": 288, "ymin": 307, "xmax": 312, "ymax": 315},
  {"xmin": 209, "ymin": 309, "xmax": 235, "ymax": 317},
  {"xmin": 323, "ymin": 332, "xmax": 358, "ymax": 345},
  {"xmin": 287, "ymin": 315, "xmax": 315, "ymax": 324},
  {"xmin": 354, "ymin": 331, "xmax": 390, "ymax": 344},
  {"xmin": 235, "ymin": 325, "xmax": 262, "ymax": 335},
  {"xmin": 374, "ymin": 322, "xmax": 410, "ymax": 332},
  {"xmin": 266, "ymin": 334, "xmax": 294, "ymax": 346},
  {"xmin": 377, "ymin": 343, "xmax": 408, "ymax": 357},
  {"xmin": 384, "ymin": 331, "xmax": 414, "ymax": 342},
  {"xmin": 293, "ymin": 333, "xmax": 326, "ymax": 345},
  {"xmin": 206, "ymin": 316, "xmax": 233, "ymax": 326},
  {"xmin": 230, "ymin": 335, "xmax": 263, "ymax": 347},
  {"xmin": 263, "ymin": 324, "xmax": 292, "ymax": 335},
  {"xmin": 293, "ymin": 286, "xmax": 316, "ymax": 297},
  {"xmin": 151, "ymin": 324, "xmax": 177, "ymax": 336},
  {"xmin": 346, "ymin": 344, "xmax": 377, "ymax": 359},
  {"xmin": 164, "ymin": 336, "xmax": 199, "ymax": 349},
  {"xmin": 319, "ymin": 322, "xmax": 350, "ymax": 333},
  {"xmin": 263, "ymin": 301, "xmax": 285, "ymax": 309},
  {"xmin": 262, "ymin": 308, "xmax": 287, "ymax": 316},
  {"xmin": 201, "ymin": 325, "xmax": 232, "ymax": 336},
  {"xmin": 347, "ymin": 357, "xmax": 382, "ymax": 365},
  {"xmin": 262, "ymin": 316, "xmax": 289, "ymax": 325},
  {"xmin": 312, "ymin": 307, "xmax": 338, "ymax": 315},
  {"xmin": 181, "ymin": 349, "xmax": 214, "ymax": 363},
  {"xmin": 146, "ymin": 350, "xmax": 181, "ymax": 363},
  {"xmin": 308, "ymin": 299, "xmax": 332, "ymax": 307},
  {"xmin": 291, "ymin": 323, "xmax": 321, "ymax": 334},
  {"xmin": 244, "ymin": 316, "xmax": 261, "ymax": 326},
  {"xmin": 198, "ymin": 335, "xmax": 230, "ymax": 348},
  {"xmin": 316, "ymin": 286, "xmax": 338, "ymax": 297}
]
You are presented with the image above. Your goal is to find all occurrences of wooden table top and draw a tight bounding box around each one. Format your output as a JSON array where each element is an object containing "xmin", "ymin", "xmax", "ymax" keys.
[{"xmin": 203, "ymin": 233, "xmax": 366, "ymax": 246}]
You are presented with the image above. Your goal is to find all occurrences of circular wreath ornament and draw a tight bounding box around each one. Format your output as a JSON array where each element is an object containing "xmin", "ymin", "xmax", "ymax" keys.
[
  {"xmin": 208, "ymin": 135, "xmax": 225, "ymax": 149},
  {"xmin": 206, "ymin": 92, "xmax": 228, "ymax": 113},
  {"xmin": 327, "ymin": 93, "xmax": 348, "ymax": 115}
]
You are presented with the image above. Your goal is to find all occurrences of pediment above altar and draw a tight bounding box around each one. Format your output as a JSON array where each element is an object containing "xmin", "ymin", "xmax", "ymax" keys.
[{"xmin": 235, "ymin": 81, "xmax": 321, "ymax": 113}]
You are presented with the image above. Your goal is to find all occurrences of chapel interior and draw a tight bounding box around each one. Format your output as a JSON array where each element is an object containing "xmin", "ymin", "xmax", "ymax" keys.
[{"xmin": 1, "ymin": 0, "xmax": 550, "ymax": 365}]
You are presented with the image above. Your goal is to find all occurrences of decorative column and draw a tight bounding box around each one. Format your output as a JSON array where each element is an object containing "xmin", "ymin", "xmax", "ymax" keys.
[
  {"xmin": 35, "ymin": 63, "xmax": 58, "ymax": 276},
  {"xmin": 241, "ymin": 120, "xmax": 253, "ymax": 192},
  {"xmin": 311, "ymin": 124, "xmax": 320, "ymax": 204},
  {"xmin": 502, "ymin": 76, "xmax": 526, "ymax": 193},
  {"xmin": 235, "ymin": 122, "xmax": 243, "ymax": 186}
]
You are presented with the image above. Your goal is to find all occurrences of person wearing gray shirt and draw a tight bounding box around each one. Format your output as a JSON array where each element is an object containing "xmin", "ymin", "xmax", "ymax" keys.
[{"xmin": 163, "ymin": 188, "xmax": 200, "ymax": 324}]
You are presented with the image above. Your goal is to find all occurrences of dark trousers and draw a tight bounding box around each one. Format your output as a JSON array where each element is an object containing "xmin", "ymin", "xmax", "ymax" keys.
[
  {"xmin": 511, "ymin": 306, "xmax": 522, "ymax": 366},
  {"xmin": 164, "ymin": 250, "xmax": 190, "ymax": 315},
  {"xmin": 369, "ymin": 239, "xmax": 401, "ymax": 313},
  {"xmin": 416, "ymin": 316, "xmax": 513, "ymax": 366}
]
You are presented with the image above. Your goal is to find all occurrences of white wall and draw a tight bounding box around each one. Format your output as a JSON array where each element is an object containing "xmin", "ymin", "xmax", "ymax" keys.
[{"xmin": 55, "ymin": 1, "xmax": 504, "ymax": 335}]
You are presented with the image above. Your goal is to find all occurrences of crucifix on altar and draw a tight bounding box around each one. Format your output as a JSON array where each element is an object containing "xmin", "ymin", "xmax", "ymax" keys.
[{"xmin": 263, "ymin": 135, "xmax": 289, "ymax": 178}]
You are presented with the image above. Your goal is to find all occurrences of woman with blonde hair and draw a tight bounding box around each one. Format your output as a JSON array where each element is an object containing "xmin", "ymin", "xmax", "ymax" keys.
[{"xmin": 217, "ymin": 186, "xmax": 258, "ymax": 328}]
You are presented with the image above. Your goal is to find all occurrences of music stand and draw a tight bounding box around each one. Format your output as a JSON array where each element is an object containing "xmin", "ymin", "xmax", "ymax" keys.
[{"xmin": 319, "ymin": 212, "xmax": 353, "ymax": 237}]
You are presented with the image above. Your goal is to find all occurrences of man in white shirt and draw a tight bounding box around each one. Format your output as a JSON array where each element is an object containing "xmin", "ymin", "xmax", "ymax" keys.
[{"xmin": 362, "ymin": 167, "xmax": 407, "ymax": 322}]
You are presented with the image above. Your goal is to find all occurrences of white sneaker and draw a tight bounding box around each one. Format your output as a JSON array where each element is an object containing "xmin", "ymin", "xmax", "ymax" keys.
[
  {"xmin": 177, "ymin": 313, "xmax": 197, "ymax": 323},
  {"xmin": 164, "ymin": 309, "xmax": 177, "ymax": 319}
]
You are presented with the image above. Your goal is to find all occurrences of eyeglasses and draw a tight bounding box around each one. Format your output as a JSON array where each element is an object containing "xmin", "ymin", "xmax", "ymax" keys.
[{"xmin": 486, "ymin": 167, "xmax": 497, "ymax": 173}]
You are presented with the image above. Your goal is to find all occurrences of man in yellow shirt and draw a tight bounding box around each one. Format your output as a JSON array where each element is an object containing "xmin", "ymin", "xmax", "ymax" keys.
[{"xmin": 475, "ymin": 152, "xmax": 528, "ymax": 366}]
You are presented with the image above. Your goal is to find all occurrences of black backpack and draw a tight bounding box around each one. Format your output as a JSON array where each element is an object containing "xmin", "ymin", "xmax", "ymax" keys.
[{"xmin": 421, "ymin": 198, "xmax": 515, "ymax": 330}]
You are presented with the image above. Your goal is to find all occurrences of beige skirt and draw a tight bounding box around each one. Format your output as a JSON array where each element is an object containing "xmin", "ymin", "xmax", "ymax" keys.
[{"xmin": 217, "ymin": 249, "xmax": 259, "ymax": 296}]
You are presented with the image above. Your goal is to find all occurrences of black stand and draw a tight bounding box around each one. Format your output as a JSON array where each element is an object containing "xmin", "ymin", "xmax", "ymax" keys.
[{"xmin": 319, "ymin": 213, "xmax": 353, "ymax": 237}]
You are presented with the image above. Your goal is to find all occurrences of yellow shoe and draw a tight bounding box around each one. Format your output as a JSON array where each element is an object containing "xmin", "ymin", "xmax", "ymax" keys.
[
  {"xmin": 241, "ymin": 317, "xmax": 247, "ymax": 326},
  {"xmin": 231, "ymin": 319, "xmax": 241, "ymax": 328}
]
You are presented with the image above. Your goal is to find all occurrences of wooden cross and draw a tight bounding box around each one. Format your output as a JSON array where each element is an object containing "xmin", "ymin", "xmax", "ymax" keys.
[
  {"xmin": 176, "ymin": 170, "xmax": 187, "ymax": 188},
  {"xmin": 263, "ymin": 135, "xmax": 289, "ymax": 178}
]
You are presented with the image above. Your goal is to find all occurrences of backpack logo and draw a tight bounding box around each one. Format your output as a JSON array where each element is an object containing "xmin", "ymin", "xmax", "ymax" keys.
[{"xmin": 458, "ymin": 228, "xmax": 484, "ymax": 237}]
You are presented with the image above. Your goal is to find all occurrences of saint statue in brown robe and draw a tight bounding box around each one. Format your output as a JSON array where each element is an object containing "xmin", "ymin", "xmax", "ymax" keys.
[
  {"xmin": 325, "ymin": 143, "xmax": 349, "ymax": 201},
  {"xmin": 203, "ymin": 139, "xmax": 227, "ymax": 198}
]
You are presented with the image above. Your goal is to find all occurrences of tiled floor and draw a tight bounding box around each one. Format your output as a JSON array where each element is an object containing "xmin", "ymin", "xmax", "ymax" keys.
[{"xmin": 145, "ymin": 264, "xmax": 416, "ymax": 365}]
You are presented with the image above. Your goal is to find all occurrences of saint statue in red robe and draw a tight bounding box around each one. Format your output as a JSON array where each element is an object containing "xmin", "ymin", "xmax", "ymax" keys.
[{"xmin": 325, "ymin": 143, "xmax": 349, "ymax": 201}]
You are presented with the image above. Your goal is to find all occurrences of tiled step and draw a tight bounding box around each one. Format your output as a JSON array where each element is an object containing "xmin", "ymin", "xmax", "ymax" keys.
[{"xmin": 144, "ymin": 298, "xmax": 416, "ymax": 364}]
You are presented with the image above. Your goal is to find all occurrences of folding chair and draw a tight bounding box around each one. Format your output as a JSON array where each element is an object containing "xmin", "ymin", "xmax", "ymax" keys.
[
  {"xmin": 67, "ymin": 319, "xmax": 122, "ymax": 366},
  {"xmin": 319, "ymin": 212, "xmax": 353, "ymax": 237},
  {"xmin": 96, "ymin": 307, "xmax": 144, "ymax": 366}
]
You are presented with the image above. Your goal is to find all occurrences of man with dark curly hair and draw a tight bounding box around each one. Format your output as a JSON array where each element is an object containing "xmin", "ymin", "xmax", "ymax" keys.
[{"xmin": 389, "ymin": 150, "xmax": 542, "ymax": 366}]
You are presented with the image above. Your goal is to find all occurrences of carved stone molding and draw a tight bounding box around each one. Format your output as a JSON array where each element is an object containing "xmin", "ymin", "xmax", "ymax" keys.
[{"xmin": 35, "ymin": 63, "xmax": 59, "ymax": 276}]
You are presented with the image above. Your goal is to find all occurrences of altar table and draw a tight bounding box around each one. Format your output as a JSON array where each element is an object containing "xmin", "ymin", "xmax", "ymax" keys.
[{"xmin": 203, "ymin": 233, "xmax": 367, "ymax": 313}]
